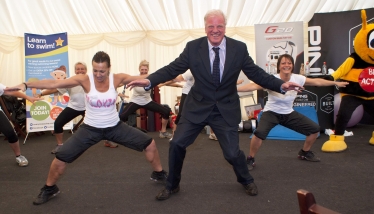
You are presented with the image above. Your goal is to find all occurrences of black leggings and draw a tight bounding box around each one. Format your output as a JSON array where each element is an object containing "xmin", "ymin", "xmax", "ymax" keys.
[
  {"xmin": 119, "ymin": 101, "xmax": 170, "ymax": 122},
  {"xmin": 254, "ymin": 110, "xmax": 320, "ymax": 140},
  {"xmin": 335, "ymin": 95, "xmax": 374, "ymax": 135},
  {"xmin": 54, "ymin": 107, "xmax": 85, "ymax": 134},
  {"xmin": 0, "ymin": 110, "xmax": 18, "ymax": 143}
]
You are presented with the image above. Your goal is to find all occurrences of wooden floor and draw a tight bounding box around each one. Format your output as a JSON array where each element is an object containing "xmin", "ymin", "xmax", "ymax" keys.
[{"xmin": 0, "ymin": 124, "xmax": 373, "ymax": 214}]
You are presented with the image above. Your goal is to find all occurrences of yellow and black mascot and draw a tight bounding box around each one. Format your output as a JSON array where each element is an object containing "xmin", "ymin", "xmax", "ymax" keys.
[{"xmin": 322, "ymin": 9, "xmax": 374, "ymax": 152}]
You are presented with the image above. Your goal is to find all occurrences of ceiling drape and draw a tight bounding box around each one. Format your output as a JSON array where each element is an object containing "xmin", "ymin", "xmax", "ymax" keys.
[{"xmin": 0, "ymin": 0, "xmax": 373, "ymax": 119}]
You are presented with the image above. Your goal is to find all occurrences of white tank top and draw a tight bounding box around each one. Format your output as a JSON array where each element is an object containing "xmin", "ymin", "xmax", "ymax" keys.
[{"xmin": 84, "ymin": 73, "xmax": 119, "ymax": 128}]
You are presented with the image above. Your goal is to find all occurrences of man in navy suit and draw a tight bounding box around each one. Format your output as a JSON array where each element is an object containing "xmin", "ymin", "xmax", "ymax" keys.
[{"xmin": 127, "ymin": 9, "xmax": 302, "ymax": 200}]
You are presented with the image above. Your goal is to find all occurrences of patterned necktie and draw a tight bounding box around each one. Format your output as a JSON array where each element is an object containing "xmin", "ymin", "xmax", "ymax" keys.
[{"xmin": 212, "ymin": 47, "xmax": 220, "ymax": 86}]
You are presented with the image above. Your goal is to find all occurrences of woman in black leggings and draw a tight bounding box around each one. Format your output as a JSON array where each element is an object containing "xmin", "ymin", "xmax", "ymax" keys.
[
  {"xmin": 119, "ymin": 60, "xmax": 173, "ymax": 139},
  {"xmin": 0, "ymin": 83, "xmax": 40, "ymax": 166},
  {"xmin": 39, "ymin": 62, "xmax": 88, "ymax": 153}
]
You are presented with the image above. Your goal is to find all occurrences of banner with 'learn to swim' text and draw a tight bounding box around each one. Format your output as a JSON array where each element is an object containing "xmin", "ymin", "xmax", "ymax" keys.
[{"xmin": 24, "ymin": 32, "xmax": 71, "ymax": 132}]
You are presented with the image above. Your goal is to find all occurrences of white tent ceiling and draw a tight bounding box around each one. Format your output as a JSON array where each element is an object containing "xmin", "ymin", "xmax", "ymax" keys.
[
  {"xmin": 1, "ymin": 0, "xmax": 373, "ymax": 36},
  {"xmin": 0, "ymin": 0, "xmax": 373, "ymax": 119}
]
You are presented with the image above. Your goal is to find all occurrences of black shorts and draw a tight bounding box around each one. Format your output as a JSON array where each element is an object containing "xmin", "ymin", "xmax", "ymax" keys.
[
  {"xmin": 254, "ymin": 110, "xmax": 320, "ymax": 140},
  {"xmin": 56, "ymin": 121, "xmax": 153, "ymax": 163}
]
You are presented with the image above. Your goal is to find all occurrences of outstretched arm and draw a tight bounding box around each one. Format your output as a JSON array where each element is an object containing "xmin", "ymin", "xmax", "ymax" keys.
[
  {"xmin": 118, "ymin": 93, "xmax": 129, "ymax": 98},
  {"xmin": 305, "ymin": 78, "xmax": 349, "ymax": 87},
  {"xmin": 126, "ymin": 79, "xmax": 151, "ymax": 90},
  {"xmin": 237, "ymin": 83, "xmax": 263, "ymax": 92},
  {"xmin": 3, "ymin": 90, "xmax": 42, "ymax": 103},
  {"xmin": 158, "ymin": 82, "xmax": 183, "ymax": 88},
  {"xmin": 38, "ymin": 89, "xmax": 59, "ymax": 97},
  {"xmin": 5, "ymin": 75, "xmax": 84, "ymax": 92},
  {"xmin": 280, "ymin": 82, "xmax": 304, "ymax": 92},
  {"xmin": 115, "ymin": 73, "xmax": 148, "ymax": 88},
  {"xmin": 158, "ymin": 74, "xmax": 185, "ymax": 88}
]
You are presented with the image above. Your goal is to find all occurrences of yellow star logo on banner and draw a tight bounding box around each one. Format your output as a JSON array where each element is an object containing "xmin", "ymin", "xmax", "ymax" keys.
[{"xmin": 55, "ymin": 37, "xmax": 64, "ymax": 46}]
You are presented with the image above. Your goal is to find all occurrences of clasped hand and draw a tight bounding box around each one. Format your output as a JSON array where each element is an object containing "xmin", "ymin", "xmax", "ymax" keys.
[
  {"xmin": 126, "ymin": 79, "xmax": 151, "ymax": 90},
  {"xmin": 281, "ymin": 82, "xmax": 304, "ymax": 92}
]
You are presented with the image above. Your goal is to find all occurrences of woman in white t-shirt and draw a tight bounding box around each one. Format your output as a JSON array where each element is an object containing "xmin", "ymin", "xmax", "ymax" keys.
[
  {"xmin": 237, "ymin": 54, "xmax": 348, "ymax": 170},
  {"xmin": 39, "ymin": 62, "xmax": 88, "ymax": 153},
  {"xmin": 163, "ymin": 71, "xmax": 194, "ymax": 138},
  {"xmin": 0, "ymin": 83, "xmax": 40, "ymax": 166}
]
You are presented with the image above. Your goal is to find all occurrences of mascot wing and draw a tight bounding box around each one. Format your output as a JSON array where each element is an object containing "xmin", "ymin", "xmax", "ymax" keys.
[{"xmin": 332, "ymin": 57, "xmax": 355, "ymax": 80}]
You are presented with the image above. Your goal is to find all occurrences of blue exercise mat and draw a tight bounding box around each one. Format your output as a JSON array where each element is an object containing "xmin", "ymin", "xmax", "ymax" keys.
[{"xmin": 251, "ymin": 106, "xmax": 320, "ymax": 140}]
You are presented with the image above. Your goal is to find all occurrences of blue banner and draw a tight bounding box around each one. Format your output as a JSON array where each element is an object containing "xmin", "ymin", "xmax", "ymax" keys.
[{"xmin": 24, "ymin": 32, "xmax": 71, "ymax": 132}]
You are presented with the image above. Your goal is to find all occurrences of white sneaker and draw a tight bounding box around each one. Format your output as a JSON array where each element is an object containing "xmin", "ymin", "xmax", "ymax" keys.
[
  {"xmin": 104, "ymin": 141, "xmax": 118, "ymax": 148},
  {"xmin": 16, "ymin": 155, "xmax": 29, "ymax": 167},
  {"xmin": 159, "ymin": 131, "xmax": 173, "ymax": 139},
  {"xmin": 209, "ymin": 133, "xmax": 218, "ymax": 141}
]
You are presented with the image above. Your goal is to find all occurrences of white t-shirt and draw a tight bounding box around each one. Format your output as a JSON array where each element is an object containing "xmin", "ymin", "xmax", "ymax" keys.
[
  {"xmin": 0, "ymin": 83, "xmax": 5, "ymax": 111},
  {"xmin": 129, "ymin": 86, "xmax": 152, "ymax": 105},
  {"xmin": 181, "ymin": 70, "xmax": 194, "ymax": 95},
  {"xmin": 263, "ymin": 74, "xmax": 306, "ymax": 114},
  {"xmin": 0, "ymin": 83, "xmax": 5, "ymax": 96},
  {"xmin": 58, "ymin": 86, "xmax": 85, "ymax": 111}
]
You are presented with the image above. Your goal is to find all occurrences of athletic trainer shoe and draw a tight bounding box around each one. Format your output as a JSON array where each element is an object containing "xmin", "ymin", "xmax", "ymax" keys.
[
  {"xmin": 51, "ymin": 144, "xmax": 63, "ymax": 154},
  {"xmin": 209, "ymin": 133, "xmax": 218, "ymax": 141},
  {"xmin": 246, "ymin": 156, "xmax": 255, "ymax": 170},
  {"xmin": 16, "ymin": 155, "xmax": 28, "ymax": 167},
  {"xmin": 159, "ymin": 131, "xmax": 173, "ymax": 139},
  {"xmin": 104, "ymin": 141, "xmax": 118, "ymax": 148},
  {"xmin": 150, "ymin": 170, "xmax": 168, "ymax": 183},
  {"xmin": 298, "ymin": 149, "xmax": 320, "ymax": 162},
  {"xmin": 33, "ymin": 185, "xmax": 60, "ymax": 205}
]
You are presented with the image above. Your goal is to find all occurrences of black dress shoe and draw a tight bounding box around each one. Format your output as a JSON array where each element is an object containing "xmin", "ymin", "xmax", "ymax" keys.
[
  {"xmin": 156, "ymin": 186, "xmax": 180, "ymax": 200},
  {"xmin": 243, "ymin": 183, "xmax": 258, "ymax": 196}
]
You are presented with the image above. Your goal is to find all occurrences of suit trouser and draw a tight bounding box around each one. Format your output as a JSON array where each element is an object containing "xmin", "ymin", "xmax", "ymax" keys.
[{"xmin": 166, "ymin": 106, "xmax": 254, "ymax": 190}]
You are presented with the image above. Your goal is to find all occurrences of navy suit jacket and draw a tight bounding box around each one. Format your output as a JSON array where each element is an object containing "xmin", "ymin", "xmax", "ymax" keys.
[{"xmin": 147, "ymin": 36, "xmax": 284, "ymax": 126}]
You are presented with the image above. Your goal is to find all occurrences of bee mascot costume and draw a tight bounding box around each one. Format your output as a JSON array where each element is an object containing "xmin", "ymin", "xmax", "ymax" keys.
[{"xmin": 322, "ymin": 9, "xmax": 374, "ymax": 152}]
